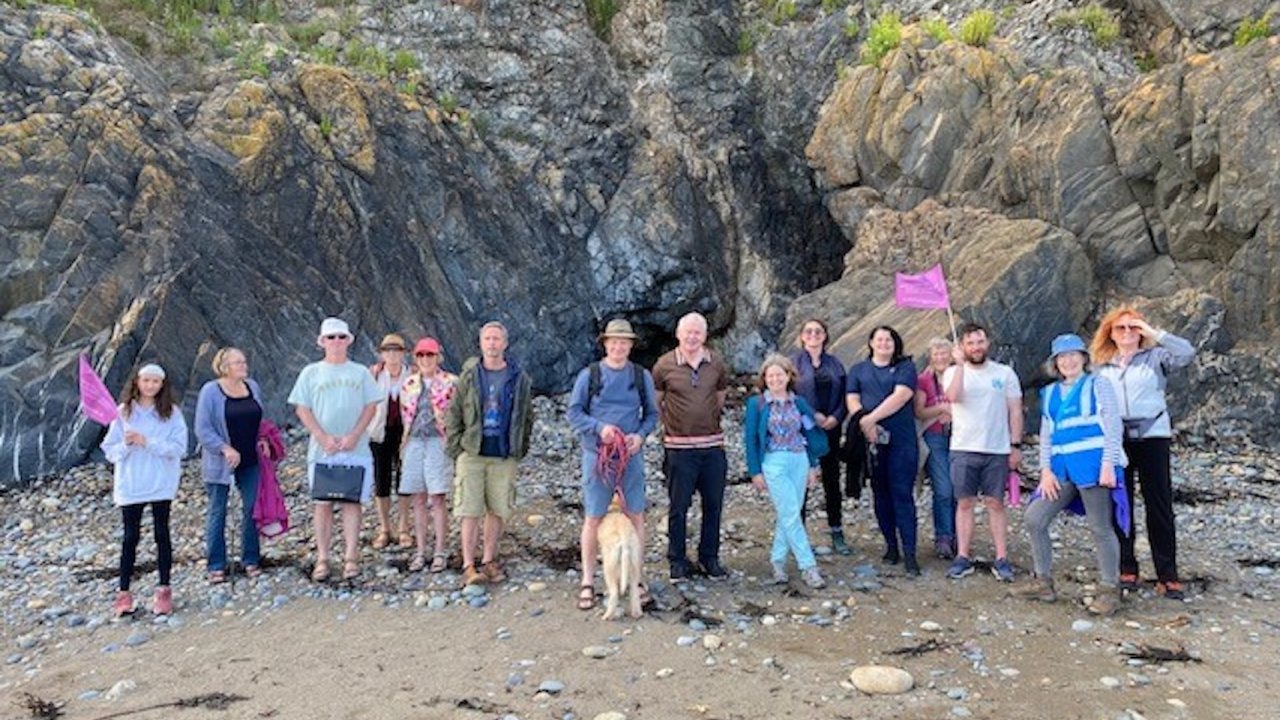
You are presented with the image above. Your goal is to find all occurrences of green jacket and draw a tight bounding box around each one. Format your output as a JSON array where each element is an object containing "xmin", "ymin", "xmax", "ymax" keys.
[{"xmin": 444, "ymin": 356, "xmax": 534, "ymax": 460}]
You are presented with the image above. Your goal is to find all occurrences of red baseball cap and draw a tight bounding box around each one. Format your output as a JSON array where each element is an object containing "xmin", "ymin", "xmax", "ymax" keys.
[{"xmin": 413, "ymin": 337, "xmax": 442, "ymax": 355}]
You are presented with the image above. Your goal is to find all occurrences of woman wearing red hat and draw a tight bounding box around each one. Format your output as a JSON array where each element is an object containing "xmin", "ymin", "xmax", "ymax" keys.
[{"xmin": 398, "ymin": 337, "xmax": 458, "ymax": 573}]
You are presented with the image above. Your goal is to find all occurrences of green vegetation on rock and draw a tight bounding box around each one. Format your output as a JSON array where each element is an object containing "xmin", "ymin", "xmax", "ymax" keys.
[
  {"xmin": 859, "ymin": 12, "xmax": 901, "ymax": 66},
  {"xmin": 1051, "ymin": 3, "xmax": 1121, "ymax": 48},
  {"xmin": 1234, "ymin": 13, "xmax": 1274, "ymax": 47},
  {"xmin": 921, "ymin": 17, "xmax": 951, "ymax": 43},
  {"xmin": 585, "ymin": 0, "xmax": 618, "ymax": 41},
  {"xmin": 958, "ymin": 9, "xmax": 997, "ymax": 48}
]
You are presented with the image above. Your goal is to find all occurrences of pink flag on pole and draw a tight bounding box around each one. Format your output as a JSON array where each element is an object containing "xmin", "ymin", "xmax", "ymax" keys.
[
  {"xmin": 79, "ymin": 355, "xmax": 119, "ymax": 425},
  {"xmin": 894, "ymin": 263, "xmax": 951, "ymax": 309}
]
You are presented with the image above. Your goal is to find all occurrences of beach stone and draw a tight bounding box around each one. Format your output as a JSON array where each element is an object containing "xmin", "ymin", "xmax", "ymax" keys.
[
  {"xmin": 582, "ymin": 645, "xmax": 611, "ymax": 659},
  {"xmin": 1101, "ymin": 676, "xmax": 1122, "ymax": 689},
  {"xmin": 125, "ymin": 633, "xmax": 150, "ymax": 647},
  {"xmin": 761, "ymin": 615, "xmax": 778, "ymax": 626},
  {"xmin": 655, "ymin": 667, "xmax": 674, "ymax": 678},
  {"xmin": 427, "ymin": 596, "xmax": 448, "ymax": 610},
  {"xmin": 468, "ymin": 596, "xmax": 489, "ymax": 608},
  {"xmin": 7, "ymin": 653, "xmax": 23, "ymax": 664},
  {"xmin": 1072, "ymin": 619, "xmax": 1095, "ymax": 632},
  {"xmin": 461, "ymin": 585, "xmax": 486, "ymax": 597},
  {"xmin": 16, "ymin": 634, "xmax": 39, "ymax": 649},
  {"xmin": 688, "ymin": 618, "xmax": 707, "ymax": 631},
  {"xmin": 952, "ymin": 708, "xmax": 973, "ymax": 718},
  {"xmin": 850, "ymin": 666, "xmax": 914, "ymax": 695},
  {"xmin": 920, "ymin": 621, "xmax": 942, "ymax": 632},
  {"xmin": 538, "ymin": 679, "xmax": 566, "ymax": 694},
  {"xmin": 676, "ymin": 635, "xmax": 697, "ymax": 647},
  {"xmin": 703, "ymin": 635, "xmax": 723, "ymax": 651},
  {"xmin": 594, "ymin": 713, "xmax": 626, "ymax": 720},
  {"xmin": 78, "ymin": 690, "xmax": 101, "ymax": 701},
  {"xmin": 946, "ymin": 687, "xmax": 969, "ymax": 701},
  {"xmin": 526, "ymin": 582, "xmax": 547, "ymax": 592},
  {"xmin": 105, "ymin": 679, "xmax": 136, "ymax": 700}
]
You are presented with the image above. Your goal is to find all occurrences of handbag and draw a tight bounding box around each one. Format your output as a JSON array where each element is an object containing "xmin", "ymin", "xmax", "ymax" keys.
[
  {"xmin": 1122, "ymin": 412, "xmax": 1164, "ymax": 440},
  {"xmin": 311, "ymin": 462, "xmax": 364, "ymax": 503}
]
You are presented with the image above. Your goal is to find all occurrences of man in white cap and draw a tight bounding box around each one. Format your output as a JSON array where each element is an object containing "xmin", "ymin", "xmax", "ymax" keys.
[{"xmin": 289, "ymin": 317, "xmax": 382, "ymax": 582}]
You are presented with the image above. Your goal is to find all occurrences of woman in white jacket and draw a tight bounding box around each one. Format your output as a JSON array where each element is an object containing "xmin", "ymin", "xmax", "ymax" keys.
[{"xmin": 101, "ymin": 364, "xmax": 188, "ymax": 617}]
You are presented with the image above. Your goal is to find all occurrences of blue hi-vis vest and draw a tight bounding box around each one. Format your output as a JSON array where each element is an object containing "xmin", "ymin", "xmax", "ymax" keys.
[{"xmin": 1042, "ymin": 374, "xmax": 1105, "ymax": 488}]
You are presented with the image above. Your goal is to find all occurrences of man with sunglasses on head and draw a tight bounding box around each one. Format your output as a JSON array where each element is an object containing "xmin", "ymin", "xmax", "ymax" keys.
[
  {"xmin": 652, "ymin": 312, "xmax": 730, "ymax": 581},
  {"xmin": 289, "ymin": 317, "xmax": 382, "ymax": 583}
]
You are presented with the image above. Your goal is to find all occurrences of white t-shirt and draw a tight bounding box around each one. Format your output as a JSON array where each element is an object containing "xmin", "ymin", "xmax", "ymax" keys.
[{"xmin": 943, "ymin": 360, "xmax": 1022, "ymax": 454}]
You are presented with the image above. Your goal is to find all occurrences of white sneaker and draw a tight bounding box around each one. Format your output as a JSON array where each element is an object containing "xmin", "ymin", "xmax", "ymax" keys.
[
  {"xmin": 771, "ymin": 562, "xmax": 789, "ymax": 585},
  {"xmin": 802, "ymin": 567, "xmax": 826, "ymax": 589}
]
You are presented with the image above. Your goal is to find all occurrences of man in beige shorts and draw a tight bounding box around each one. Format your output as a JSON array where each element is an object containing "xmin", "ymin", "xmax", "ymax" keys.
[{"xmin": 444, "ymin": 321, "xmax": 534, "ymax": 586}]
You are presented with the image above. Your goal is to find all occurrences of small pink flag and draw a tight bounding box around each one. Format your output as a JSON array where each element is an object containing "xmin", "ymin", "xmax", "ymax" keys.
[
  {"xmin": 79, "ymin": 355, "xmax": 119, "ymax": 426},
  {"xmin": 894, "ymin": 263, "xmax": 951, "ymax": 310}
]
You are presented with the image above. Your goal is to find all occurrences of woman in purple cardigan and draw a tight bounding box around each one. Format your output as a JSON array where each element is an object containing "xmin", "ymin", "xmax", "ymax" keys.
[
  {"xmin": 790, "ymin": 318, "xmax": 850, "ymax": 555},
  {"xmin": 194, "ymin": 347, "xmax": 266, "ymax": 582}
]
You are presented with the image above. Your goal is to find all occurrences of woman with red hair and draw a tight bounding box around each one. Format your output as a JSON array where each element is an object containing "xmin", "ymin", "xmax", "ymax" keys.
[{"xmin": 1090, "ymin": 307, "xmax": 1194, "ymax": 600}]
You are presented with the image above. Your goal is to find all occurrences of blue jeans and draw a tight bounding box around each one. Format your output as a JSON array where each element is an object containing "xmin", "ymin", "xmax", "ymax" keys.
[
  {"xmin": 664, "ymin": 447, "xmax": 727, "ymax": 566},
  {"xmin": 869, "ymin": 439, "xmax": 919, "ymax": 557},
  {"xmin": 205, "ymin": 464, "xmax": 261, "ymax": 572},
  {"xmin": 763, "ymin": 451, "xmax": 817, "ymax": 570},
  {"xmin": 923, "ymin": 432, "xmax": 955, "ymax": 541}
]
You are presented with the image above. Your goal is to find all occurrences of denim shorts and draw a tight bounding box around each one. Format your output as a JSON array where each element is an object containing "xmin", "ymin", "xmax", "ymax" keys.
[{"xmin": 582, "ymin": 450, "xmax": 646, "ymax": 517}]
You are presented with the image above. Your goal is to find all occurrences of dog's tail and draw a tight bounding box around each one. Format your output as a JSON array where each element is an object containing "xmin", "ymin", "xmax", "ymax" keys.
[{"xmin": 615, "ymin": 536, "xmax": 630, "ymax": 593}]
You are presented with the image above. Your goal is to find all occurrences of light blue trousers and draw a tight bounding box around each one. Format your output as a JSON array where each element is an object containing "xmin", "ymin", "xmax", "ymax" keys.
[{"xmin": 763, "ymin": 451, "xmax": 817, "ymax": 570}]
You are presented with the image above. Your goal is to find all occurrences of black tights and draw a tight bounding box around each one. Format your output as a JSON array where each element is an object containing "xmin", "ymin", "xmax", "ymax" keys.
[{"xmin": 120, "ymin": 501, "xmax": 172, "ymax": 591}]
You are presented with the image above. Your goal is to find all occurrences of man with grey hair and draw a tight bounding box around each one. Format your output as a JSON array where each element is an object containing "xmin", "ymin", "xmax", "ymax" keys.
[
  {"xmin": 652, "ymin": 312, "xmax": 730, "ymax": 580},
  {"xmin": 445, "ymin": 321, "xmax": 534, "ymax": 586}
]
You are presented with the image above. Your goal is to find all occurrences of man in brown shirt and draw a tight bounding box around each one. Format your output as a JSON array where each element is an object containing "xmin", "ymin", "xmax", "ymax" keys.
[{"xmin": 652, "ymin": 312, "xmax": 729, "ymax": 580}]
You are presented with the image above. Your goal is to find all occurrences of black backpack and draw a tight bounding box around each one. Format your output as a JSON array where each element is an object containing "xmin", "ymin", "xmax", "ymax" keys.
[{"xmin": 585, "ymin": 362, "xmax": 649, "ymax": 420}]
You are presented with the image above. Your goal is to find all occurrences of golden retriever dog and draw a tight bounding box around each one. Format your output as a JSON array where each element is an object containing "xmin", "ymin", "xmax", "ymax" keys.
[{"xmin": 597, "ymin": 499, "xmax": 643, "ymax": 620}]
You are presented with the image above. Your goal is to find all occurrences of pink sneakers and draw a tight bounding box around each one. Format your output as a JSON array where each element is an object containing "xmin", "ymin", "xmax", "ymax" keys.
[
  {"xmin": 153, "ymin": 586, "xmax": 173, "ymax": 616},
  {"xmin": 113, "ymin": 590, "xmax": 135, "ymax": 617}
]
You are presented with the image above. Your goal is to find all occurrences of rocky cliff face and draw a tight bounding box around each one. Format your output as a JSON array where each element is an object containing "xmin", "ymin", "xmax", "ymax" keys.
[
  {"xmin": 0, "ymin": 0, "xmax": 847, "ymax": 483},
  {"xmin": 1, "ymin": 0, "xmax": 1277, "ymax": 484}
]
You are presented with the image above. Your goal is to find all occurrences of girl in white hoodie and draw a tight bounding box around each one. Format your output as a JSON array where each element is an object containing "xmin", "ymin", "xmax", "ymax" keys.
[{"xmin": 101, "ymin": 364, "xmax": 188, "ymax": 617}]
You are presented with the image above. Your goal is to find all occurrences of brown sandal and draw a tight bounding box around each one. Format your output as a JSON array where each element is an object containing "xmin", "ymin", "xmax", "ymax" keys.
[
  {"xmin": 576, "ymin": 585, "xmax": 596, "ymax": 611},
  {"xmin": 430, "ymin": 552, "xmax": 448, "ymax": 574},
  {"xmin": 342, "ymin": 556, "xmax": 360, "ymax": 581},
  {"xmin": 398, "ymin": 531, "xmax": 414, "ymax": 547},
  {"xmin": 372, "ymin": 530, "xmax": 390, "ymax": 550},
  {"xmin": 408, "ymin": 554, "xmax": 427, "ymax": 573},
  {"xmin": 311, "ymin": 560, "xmax": 330, "ymax": 582}
]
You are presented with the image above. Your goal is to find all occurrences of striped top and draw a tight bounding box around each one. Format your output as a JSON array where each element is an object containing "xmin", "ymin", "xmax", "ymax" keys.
[{"xmin": 1038, "ymin": 373, "xmax": 1125, "ymax": 471}]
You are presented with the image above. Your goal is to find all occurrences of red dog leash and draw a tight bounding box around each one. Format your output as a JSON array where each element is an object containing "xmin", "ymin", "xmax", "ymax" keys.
[{"xmin": 595, "ymin": 433, "xmax": 632, "ymax": 513}]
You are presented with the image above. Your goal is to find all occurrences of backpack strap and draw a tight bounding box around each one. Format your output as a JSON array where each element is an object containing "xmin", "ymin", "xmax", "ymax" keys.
[
  {"xmin": 585, "ymin": 362, "xmax": 602, "ymax": 415},
  {"xmin": 633, "ymin": 362, "xmax": 649, "ymax": 421},
  {"xmin": 586, "ymin": 361, "xmax": 649, "ymax": 420}
]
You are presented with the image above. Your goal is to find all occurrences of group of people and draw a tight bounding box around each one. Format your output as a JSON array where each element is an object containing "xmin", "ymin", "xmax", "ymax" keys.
[{"xmin": 100, "ymin": 306, "xmax": 1192, "ymax": 618}]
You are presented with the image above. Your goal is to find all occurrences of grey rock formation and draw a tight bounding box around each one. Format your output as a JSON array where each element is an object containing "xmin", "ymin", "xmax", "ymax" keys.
[{"xmin": 0, "ymin": 1, "xmax": 846, "ymax": 483}]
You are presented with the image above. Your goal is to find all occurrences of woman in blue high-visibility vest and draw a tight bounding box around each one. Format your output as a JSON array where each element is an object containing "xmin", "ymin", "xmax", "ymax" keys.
[{"xmin": 1013, "ymin": 334, "xmax": 1126, "ymax": 616}]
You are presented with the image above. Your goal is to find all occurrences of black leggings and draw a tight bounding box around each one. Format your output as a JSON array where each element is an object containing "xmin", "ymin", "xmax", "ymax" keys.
[
  {"xmin": 802, "ymin": 426, "xmax": 844, "ymax": 528},
  {"xmin": 120, "ymin": 501, "xmax": 172, "ymax": 591},
  {"xmin": 371, "ymin": 426, "xmax": 404, "ymax": 498}
]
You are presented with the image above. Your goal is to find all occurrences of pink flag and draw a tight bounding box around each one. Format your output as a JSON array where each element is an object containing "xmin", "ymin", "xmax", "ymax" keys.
[
  {"xmin": 894, "ymin": 263, "xmax": 951, "ymax": 309},
  {"xmin": 79, "ymin": 355, "xmax": 119, "ymax": 425}
]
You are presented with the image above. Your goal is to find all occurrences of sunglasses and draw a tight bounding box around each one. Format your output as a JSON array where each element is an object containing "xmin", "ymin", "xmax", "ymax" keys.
[
  {"xmin": 380, "ymin": 346, "xmax": 405, "ymax": 352},
  {"xmin": 1113, "ymin": 324, "xmax": 1139, "ymax": 332},
  {"xmin": 323, "ymin": 334, "xmax": 350, "ymax": 341},
  {"xmin": 414, "ymin": 352, "xmax": 439, "ymax": 358}
]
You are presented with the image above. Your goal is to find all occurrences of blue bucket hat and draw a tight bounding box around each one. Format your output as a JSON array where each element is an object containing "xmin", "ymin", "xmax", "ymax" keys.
[{"xmin": 1047, "ymin": 333, "xmax": 1088, "ymax": 364}]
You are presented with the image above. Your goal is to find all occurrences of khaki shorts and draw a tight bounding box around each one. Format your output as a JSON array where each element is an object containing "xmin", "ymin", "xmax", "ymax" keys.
[{"xmin": 453, "ymin": 453, "xmax": 517, "ymax": 520}]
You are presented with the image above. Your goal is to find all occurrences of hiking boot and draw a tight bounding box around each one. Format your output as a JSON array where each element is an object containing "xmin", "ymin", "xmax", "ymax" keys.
[
  {"xmin": 113, "ymin": 591, "xmax": 134, "ymax": 618},
  {"xmin": 934, "ymin": 537, "xmax": 955, "ymax": 560},
  {"xmin": 669, "ymin": 560, "xmax": 691, "ymax": 581},
  {"xmin": 904, "ymin": 555, "xmax": 921, "ymax": 577},
  {"xmin": 462, "ymin": 565, "xmax": 486, "ymax": 586},
  {"xmin": 830, "ymin": 529, "xmax": 853, "ymax": 556},
  {"xmin": 801, "ymin": 567, "xmax": 826, "ymax": 589},
  {"xmin": 882, "ymin": 546, "xmax": 900, "ymax": 565},
  {"xmin": 1010, "ymin": 576, "xmax": 1057, "ymax": 602},
  {"xmin": 481, "ymin": 561, "xmax": 507, "ymax": 584},
  {"xmin": 991, "ymin": 557, "xmax": 1015, "ymax": 583},
  {"xmin": 946, "ymin": 556, "xmax": 974, "ymax": 579},
  {"xmin": 1156, "ymin": 580, "xmax": 1185, "ymax": 600},
  {"xmin": 1118, "ymin": 572, "xmax": 1140, "ymax": 591},
  {"xmin": 1087, "ymin": 585, "xmax": 1120, "ymax": 616},
  {"xmin": 771, "ymin": 562, "xmax": 789, "ymax": 585},
  {"xmin": 152, "ymin": 586, "xmax": 173, "ymax": 616}
]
